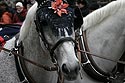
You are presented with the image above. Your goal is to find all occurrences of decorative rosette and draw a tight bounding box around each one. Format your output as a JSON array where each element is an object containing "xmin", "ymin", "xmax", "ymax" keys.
[{"xmin": 51, "ymin": 0, "xmax": 69, "ymax": 16}]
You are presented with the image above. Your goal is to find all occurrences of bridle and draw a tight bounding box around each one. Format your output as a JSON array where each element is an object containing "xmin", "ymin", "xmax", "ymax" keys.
[
  {"xmin": 34, "ymin": 6, "xmax": 78, "ymax": 64},
  {"xmin": 33, "ymin": 1, "xmax": 79, "ymax": 83},
  {"xmin": 50, "ymin": 37, "xmax": 78, "ymax": 63}
]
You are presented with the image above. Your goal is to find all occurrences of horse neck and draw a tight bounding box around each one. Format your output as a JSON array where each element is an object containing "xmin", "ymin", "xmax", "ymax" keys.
[{"xmin": 85, "ymin": 11, "xmax": 125, "ymax": 72}]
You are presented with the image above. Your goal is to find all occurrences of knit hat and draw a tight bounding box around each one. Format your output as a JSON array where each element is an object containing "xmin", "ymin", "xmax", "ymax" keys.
[{"xmin": 16, "ymin": 2, "xmax": 23, "ymax": 7}]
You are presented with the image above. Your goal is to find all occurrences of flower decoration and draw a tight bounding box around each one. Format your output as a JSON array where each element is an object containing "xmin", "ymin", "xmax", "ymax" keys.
[{"xmin": 51, "ymin": 0, "xmax": 69, "ymax": 16}]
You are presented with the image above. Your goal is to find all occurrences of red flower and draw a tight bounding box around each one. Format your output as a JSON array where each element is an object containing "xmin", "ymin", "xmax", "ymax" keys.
[
  {"xmin": 51, "ymin": 0, "xmax": 69, "ymax": 16},
  {"xmin": 0, "ymin": 36, "xmax": 6, "ymax": 47}
]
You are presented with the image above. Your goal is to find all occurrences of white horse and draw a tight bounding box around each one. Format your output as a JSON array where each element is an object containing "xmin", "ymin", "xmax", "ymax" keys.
[
  {"xmin": 76, "ymin": 0, "xmax": 125, "ymax": 83},
  {"xmin": 0, "ymin": 0, "xmax": 125, "ymax": 83},
  {"xmin": 0, "ymin": 0, "xmax": 82, "ymax": 83}
]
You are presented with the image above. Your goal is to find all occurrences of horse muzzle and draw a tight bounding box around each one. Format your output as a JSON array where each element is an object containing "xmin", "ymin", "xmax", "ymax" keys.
[{"xmin": 61, "ymin": 62, "xmax": 80, "ymax": 81}]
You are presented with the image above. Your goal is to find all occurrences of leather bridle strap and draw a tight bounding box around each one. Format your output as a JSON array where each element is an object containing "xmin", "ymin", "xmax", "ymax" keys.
[
  {"xmin": 50, "ymin": 37, "xmax": 78, "ymax": 63},
  {"xmin": 0, "ymin": 46, "xmax": 58, "ymax": 71},
  {"xmin": 77, "ymin": 30, "xmax": 125, "ymax": 65},
  {"xmin": 49, "ymin": 37, "xmax": 77, "ymax": 83},
  {"xmin": 77, "ymin": 29, "xmax": 125, "ymax": 82}
]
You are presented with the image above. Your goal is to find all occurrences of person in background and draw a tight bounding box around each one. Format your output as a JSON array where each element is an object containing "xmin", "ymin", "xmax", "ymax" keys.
[
  {"xmin": 89, "ymin": 2, "xmax": 100, "ymax": 13},
  {"xmin": 15, "ymin": 0, "xmax": 27, "ymax": 9},
  {"xmin": 0, "ymin": 1, "xmax": 12, "ymax": 24},
  {"xmin": 13, "ymin": 2, "xmax": 27, "ymax": 24},
  {"xmin": 4, "ymin": 0, "xmax": 16, "ymax": 19},
  {"xmin": 4, "ymin": 0, "xmax": 15, "ymax": 8},
  {"xmin": 27, "ymin": 0, "xmax": 35, "ymax": 10},
  {"xmin": 75, "ymin": 0, "xmax": 89, "ymax": 17}
]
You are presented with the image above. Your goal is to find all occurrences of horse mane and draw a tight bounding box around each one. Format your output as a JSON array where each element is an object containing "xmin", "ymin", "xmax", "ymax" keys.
[
  {"xmin": 82, "ymin": 0, "xmax": 125, "ymax": 31},
  {"xmin": 19, "ymin": 2, "xmax": 38, "ymax": 42}
]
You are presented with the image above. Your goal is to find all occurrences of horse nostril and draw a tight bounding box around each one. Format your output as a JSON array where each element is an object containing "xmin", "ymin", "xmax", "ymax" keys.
[{"xmin": 62, "ymin": 64, "xmax": 70, "ymax": 74}]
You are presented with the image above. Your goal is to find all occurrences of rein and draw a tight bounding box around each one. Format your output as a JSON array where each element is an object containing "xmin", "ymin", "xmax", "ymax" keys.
[
  {"xmin": 0, "ymin": 37, "xmax": 77, "ymax": 83},
  {"xmin": 0, "ymin": 46, "xmax": 58, "ymax": 71},
  {"xmin": 0, "ymin": 37, "xmax": 78, "ymax": 83},
  {"xmin": 78, "ymin": 49, "xmax": 125, "ymax": 65}
]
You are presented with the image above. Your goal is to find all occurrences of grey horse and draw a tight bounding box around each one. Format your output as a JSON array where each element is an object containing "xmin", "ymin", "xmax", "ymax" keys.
[{"xmin": 0, "ymin": 0, "xmax": 125, "ymax": 83}]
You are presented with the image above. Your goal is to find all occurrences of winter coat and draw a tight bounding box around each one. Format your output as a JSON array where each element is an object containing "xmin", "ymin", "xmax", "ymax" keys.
[
  {"xmin": 0, "ymin": 12, "xmax": 12, "ymax": 24},
  {"xmin": 13, "ymin": 9, "xmax": 27, "ymax": 23}
]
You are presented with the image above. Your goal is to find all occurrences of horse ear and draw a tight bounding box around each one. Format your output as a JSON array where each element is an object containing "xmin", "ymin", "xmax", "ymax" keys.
[
  {"xmin": 66, "ymin": 0, "xmax": 83, "ymax": 30},
  {"xmin": 74, "ymin": 7, "xmax": 83, "ymax": 30}
]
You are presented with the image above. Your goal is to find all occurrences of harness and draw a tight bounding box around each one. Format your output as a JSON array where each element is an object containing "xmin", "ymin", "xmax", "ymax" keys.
[
  {"xmin": 76, "ymin": 28, "xmax": 125, "ymax": 82},
  {"xmin": 74, "ymin": 4, "xmax": 125, "ymax": 82},
  {"xmin": 0, "ymin": 29, "xmax": 125, "ymax": 83}
]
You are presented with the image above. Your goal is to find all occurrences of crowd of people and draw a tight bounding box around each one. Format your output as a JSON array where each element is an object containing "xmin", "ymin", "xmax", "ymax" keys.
[
  {"xmin": 0, "ymin": 0, "xmax": 100, "ymax": 25},
  {"xmin": 0, "ymin": 0, "xmax": 35, "ymax": 25},
  {"xmin": 0, "ymin": 0, "xmax": 35, "ymax": 47},
  {"xmin": 0, "ymin": 0, "xmax": 100, "ymax": 46}
]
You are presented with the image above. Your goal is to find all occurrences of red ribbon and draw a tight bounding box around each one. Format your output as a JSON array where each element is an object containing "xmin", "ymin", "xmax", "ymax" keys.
[{"xmin": 51, "ymin": 0, "xmax": 69, "ymax": 16}]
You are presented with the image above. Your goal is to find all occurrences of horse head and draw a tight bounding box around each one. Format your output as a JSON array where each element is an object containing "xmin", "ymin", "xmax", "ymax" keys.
[{"xmin": 35, "ymin": 0, "xmax": 81, "ymax": 80}]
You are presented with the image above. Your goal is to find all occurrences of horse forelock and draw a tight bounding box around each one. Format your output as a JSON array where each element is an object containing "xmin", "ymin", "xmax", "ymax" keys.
[{"xmin": 82, "ymin": 0, "xmax": 125, "ymax": 31}]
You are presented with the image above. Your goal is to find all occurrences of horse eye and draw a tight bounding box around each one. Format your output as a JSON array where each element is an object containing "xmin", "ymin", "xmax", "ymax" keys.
[
  {"xmin": 40, "ymin": 20, "xmax": 48, "ymax": 26},
  {"xmin": 71, "ymin": 42, "xmax": 75, "ymax": 47}
]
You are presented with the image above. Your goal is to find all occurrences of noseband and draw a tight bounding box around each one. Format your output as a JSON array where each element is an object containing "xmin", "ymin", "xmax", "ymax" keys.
[{"xmin": 50, "ymin": 37, "xmax": 78, "ymax": 63}]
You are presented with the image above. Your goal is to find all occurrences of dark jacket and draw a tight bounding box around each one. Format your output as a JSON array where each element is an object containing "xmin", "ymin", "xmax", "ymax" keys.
[
  {"xmin": 80, "ymin": 6, "xmax": 89, "ymax": 17},
  {"xmin": 13, "ymin": 9, "xmax": 27, "ymax": 23},
  {"xmin": 0, "ymin": 12, "xmax": 12, "ymax": 24}
]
